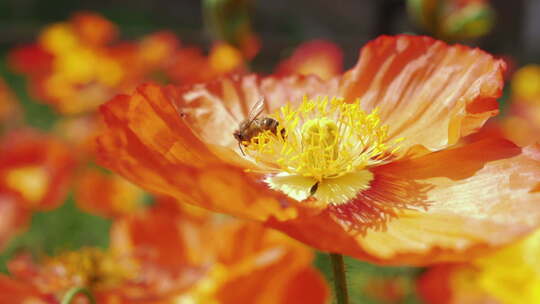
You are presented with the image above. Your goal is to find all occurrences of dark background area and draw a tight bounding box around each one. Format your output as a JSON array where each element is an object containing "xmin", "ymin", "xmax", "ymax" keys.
[{"xmin": 0, "ymin": 0, "xmax": 537, "ymax": 71}]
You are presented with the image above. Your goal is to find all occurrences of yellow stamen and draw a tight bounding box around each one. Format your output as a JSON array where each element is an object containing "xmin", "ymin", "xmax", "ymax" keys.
[
  {"xmin": 246, "ymin": 96, "xmax": 401, "ymax": 206},
  {"xmin": 44, "ymin": 248, "xmax": 137, "ymax": 290}
]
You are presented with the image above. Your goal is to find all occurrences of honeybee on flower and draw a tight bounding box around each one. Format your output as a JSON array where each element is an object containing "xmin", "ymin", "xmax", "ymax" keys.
[{"xmin": 97, "ymin": 35, "xmax": 540, "ymax": 265}]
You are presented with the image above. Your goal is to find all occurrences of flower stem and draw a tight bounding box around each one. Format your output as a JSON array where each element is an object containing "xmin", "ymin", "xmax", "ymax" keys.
[
  {"xmin": 61, "ymin": 287, "xmax": 96, "ymax": 304},
  {"xmin": 330, "ymin": 253, "xmax": 350, "ymax": 304}
]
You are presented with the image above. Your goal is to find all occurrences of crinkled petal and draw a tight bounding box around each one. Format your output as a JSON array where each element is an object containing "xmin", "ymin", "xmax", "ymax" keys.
[
  {"xmin": 340, "ymin": 35, "xmax": 505, "ymax": 154},
  {"xmin": 211, "ymin": 222, "xmax": 328, "ymax": 304},
  {"xmin": 110, "ymin": 199, "xmax": 328, "ymax": 303},
  {"xmin": 269, "ymin": 139, "xmax": 540, "ymax": 265},
  {"xmin": 173, "ymin": 74, "xmax": 340, "ymax": 152},
  {"xmin": 97, "ymin": 84, "xmax": 299, "ymax": 222}
]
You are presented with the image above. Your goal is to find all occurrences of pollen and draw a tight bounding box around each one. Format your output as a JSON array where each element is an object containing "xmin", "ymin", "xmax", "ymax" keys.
[{"xmin": 246, "ymin": 96, "xmax": 402, "ymax": 206}]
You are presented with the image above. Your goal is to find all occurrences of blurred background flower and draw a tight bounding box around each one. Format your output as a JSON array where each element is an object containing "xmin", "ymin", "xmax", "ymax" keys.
[
  {"xmin": 0, "ymin": 199, "xmax": 329, "ymax": 303},
  {"xmin": 418, "ymin": 229, "xmax": 540, "ymax": 304}
]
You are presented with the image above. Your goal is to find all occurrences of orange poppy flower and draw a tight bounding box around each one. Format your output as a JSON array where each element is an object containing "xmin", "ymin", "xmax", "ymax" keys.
[
  {"xmin": 9, "ymin": 11, "xmax": 248, "ymax": 117},
  {"xmin": 69, "ymin": 11, "xmax": 118, "ymax": 47},
  {"xmin": 0, "ymin": 129, "xmax": 75, "ymax": 210},
  {"xmin": 418, "ymin": 228, "xmax": 540, "ymax": 304},
  {"xmin": 135, "ymin": 31, "xmax": 180, "ymax": 72},
  {"xmin": 165, "ymin": 42, "xmax": 245, "ymax": 86},
  {"xmin": 0, "ymin": 198, "xmax": 328, "ymax": 303},
  {"xmin": 96, "ymin": 35, "xmax": 540, "ymax": 265},
  {"xmin": 275, "ymin": 40, "xmax": 343, "ymax": 80},
  {"xmin": 0, "ymin": 129, "xmax": 75, "ymax": 249},
  {"xmin": 7, "ymin": 12, "xmax": 124, "ymax": 115}
]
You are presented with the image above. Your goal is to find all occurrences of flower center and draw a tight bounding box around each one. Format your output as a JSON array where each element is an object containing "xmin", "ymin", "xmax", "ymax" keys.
[
  {"xmin": 43, "ymin": 248, "xmax": 137, "ymax": 291},
  {"xmin": 245, "ymin": 96, "xmax": 401, "ymax": 206}
]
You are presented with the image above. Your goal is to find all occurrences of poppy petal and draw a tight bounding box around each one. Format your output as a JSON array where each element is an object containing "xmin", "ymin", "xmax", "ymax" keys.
[
  {"xmin": 97, "ymin": 84, "xmax": 299, "ymax": 222},
  {"xmin": 173, "ymin": 74, "xmax": 340, "ymax": 153},
  {"xmin": 0, "ymin": 276, "xmax": 47, "ymax": 303},
  {"xmin": 270, "ymin": 139, "xmax": 540, "ymax": 265},
  {"xmin": 0, "ymin": 195, "xmax": 29, "ymax": 251},
  {"xmin": 340, "ymin": 35, "xmax": 505, "ymax": 154}
]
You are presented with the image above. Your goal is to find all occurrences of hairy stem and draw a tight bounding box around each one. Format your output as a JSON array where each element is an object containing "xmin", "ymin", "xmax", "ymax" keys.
[{"xmin": 330, "ymin": 253, "xmax": 349, "ymax": 304}]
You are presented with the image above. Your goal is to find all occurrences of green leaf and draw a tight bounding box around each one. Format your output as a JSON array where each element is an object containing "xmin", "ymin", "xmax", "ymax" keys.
[{"xmin": 0, "ymin": 197, "xmax": 111, "ymax": 274}]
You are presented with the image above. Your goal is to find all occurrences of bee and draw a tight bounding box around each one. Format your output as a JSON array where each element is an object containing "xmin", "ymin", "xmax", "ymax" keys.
[{"xmin": 233, "ymin": 97, "xmax": 283, "ymax": 155}]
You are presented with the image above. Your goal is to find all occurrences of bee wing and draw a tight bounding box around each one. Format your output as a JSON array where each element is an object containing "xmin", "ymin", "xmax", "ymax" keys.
[{"xmin": 246, "ymin": 97, "xmax": 266, "ymax": 123}]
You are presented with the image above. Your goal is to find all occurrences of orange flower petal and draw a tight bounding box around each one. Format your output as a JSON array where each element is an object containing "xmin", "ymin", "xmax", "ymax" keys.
[
  {"xmin": 172, "ymin": 74, "xmax": 339, "ymax": 153},
  {"xmin": 71, "ymin": 11, "xmax": 118, "ymax": 46},
  {"xmin": 275, "ymin": 40, "xmax": 343, "ymax": 80},
  {"xmin": 212, "ymin": 222, "xmax": 328, "ymax": 304},
  {"xmin": 0, "ymin": 275, "xmax": 47, "ymax": 304},
  {"xmin": 110, "ymin": 200, "xmax": 327, "ymax": 303},
  {"xmin": 165, "ymin": 47, "xmax": 212, "ymax": 85},
  {"xmin": 500, "ymin": 101, "xmax": 540, "ymax": 147},
  {"xmin": 110, "ymin": 199, "xmax": 194, "ymax": 271},
  {"xmin": 340, "ymin": 35, "xmax": 505, "ymax": 154},
  {"xmin": 270, "ymin": 139, "xmax": 540, "ymax": 265},
  {"xmin": 137, "ymin": 31, "xmax": 180, "ymax": 68},
  {"xmin": 96, "ymin": 36, "xmax": 536, "ymax": 264},
  {"xmin": 97, "ymin": 84, "xmax": 299, "ymax": 221},
  {"xmin": 8, "ymin": 44, "xmax": 53, "ymax": 76},
  {"xmin": 0, "ymin": 195, "xmax": 29, "ymax": 251},
  {"xmin": 279, "ymin": 267, "xmax": 329, "ymax": 304},
  {"xmin": 368, "ymin": 139, "xmax": 540, "ymax": 263},
  {"xmin": 75, "ymin": 167, "xmax": 146, "ymax": 218},
  {"xmin": 416, "ymin": 265, "xmax": 453, "ymax": 304},
  {"xmin": 0, "ymin": 129, "xmax": 76, "ymax": 210}
]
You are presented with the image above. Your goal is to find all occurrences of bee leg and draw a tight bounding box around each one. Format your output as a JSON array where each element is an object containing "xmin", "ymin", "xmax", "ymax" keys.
[
  {"xmin": 238, "ymin": 142, "xmax": 246, "ymax": 156},
  {"xmin": 280, "ymin": 127, "xmax": 286, "ymax": 139},
  {"xmin": 309, "ymin": 182, "xmax": 319, "ymax": 197}
]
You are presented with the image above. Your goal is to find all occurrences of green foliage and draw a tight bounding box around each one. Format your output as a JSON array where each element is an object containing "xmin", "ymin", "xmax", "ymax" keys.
[
  {"xmin": 0, "ymin": 197, "xmax": 111, "ymax": 274},
  {"xmin": 315, "ymin": 253, "xmax": 423, "ymax": 304},
  {"xmin": 0, "ymin": 55, "xmax": 58, "ymax": 130}
]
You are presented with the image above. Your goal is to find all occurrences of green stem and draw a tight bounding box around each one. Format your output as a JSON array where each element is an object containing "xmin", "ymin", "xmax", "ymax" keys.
[
  {"xmin": 61, "ymin": 287, "xmax": 95, "ymax": 304},
  {"xmin": 330, "ymin": 253, "xmax": 350, "ymax": 304}
]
